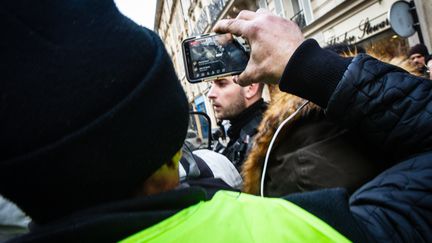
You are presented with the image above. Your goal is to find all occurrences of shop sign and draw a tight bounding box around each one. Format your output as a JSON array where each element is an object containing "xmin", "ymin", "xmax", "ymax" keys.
[
  {"xmin": 323, "ymin": 0, "xmax": 397, "ymax": 45},
  {"xmin": 326, "ymin": 16, "xmax": 390, "ymax": 45}
]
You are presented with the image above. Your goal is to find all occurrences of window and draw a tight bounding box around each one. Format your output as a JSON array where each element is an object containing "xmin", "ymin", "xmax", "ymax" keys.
[
  {"xmin": 274, "ymin": 0, "xmax": 285, "ymax": 17},
  {"xmin": 290, "ymin": 0, "xmax": 306, "ymax": 28},
  {"xmin": 207, "ymin": 0, "xmax": 226, "ymax": 23},
  {"xmin": 289, "ymin": 0, "xmax": 313, "ymax": 28},
  {"xmin": 258, "ymin": 0, "xmax": 268, "ymax": 9},
  {"xmin": 181, "ymin": 0, "xmax": 191, "ymax": 19},
  {"xmin": 195, "ymin": 97, "xmax": 209, "ymax": 139}
]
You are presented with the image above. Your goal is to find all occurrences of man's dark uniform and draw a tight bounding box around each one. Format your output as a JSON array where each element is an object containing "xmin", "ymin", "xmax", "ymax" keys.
[{"xmin": 214, "ymin": 98, "xmax": 267, "ymax": 171}]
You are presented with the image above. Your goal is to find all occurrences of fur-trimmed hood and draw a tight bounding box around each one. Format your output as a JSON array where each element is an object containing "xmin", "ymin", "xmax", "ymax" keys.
[{"xmin": 242, "ymin": 55, "xmax": 418, "ymax": 195}]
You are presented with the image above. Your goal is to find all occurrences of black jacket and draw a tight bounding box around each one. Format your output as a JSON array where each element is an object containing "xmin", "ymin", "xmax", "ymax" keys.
[
  {"xmin": 8, "ymin": 188, "xmax": 209, "ymax": 243},
  {"xmin": 281, "ymin": 39, "xmax": 432, "ymax": 242},
  {"xmin": 217, "ymin": 99, "xmax": 267, "ymax": 170}
]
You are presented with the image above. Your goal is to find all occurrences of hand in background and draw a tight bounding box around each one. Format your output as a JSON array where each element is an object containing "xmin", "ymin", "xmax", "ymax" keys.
[
  {"xmin": 213, "ymin": 9, "xmax": 304, "ymax": 86},
  {"xmin": 427, "ymin": 59, "xmax": 432, "ymax": 80}
]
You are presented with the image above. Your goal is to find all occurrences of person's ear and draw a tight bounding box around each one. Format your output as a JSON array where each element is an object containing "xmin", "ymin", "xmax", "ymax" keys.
[{"xmin": 243, "ymin": 83, "xmax": 260, "ymax": 99}]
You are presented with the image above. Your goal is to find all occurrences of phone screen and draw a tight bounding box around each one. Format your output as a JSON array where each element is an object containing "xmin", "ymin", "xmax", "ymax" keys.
[{"xmin": 182, "ymin": 33, "xmax": 249, "ymax": 83}]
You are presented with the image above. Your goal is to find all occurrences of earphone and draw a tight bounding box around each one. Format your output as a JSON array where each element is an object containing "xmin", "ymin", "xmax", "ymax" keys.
[{"xmin": 260, "ymin": 100, "xmax": 310, "ymax": 197}]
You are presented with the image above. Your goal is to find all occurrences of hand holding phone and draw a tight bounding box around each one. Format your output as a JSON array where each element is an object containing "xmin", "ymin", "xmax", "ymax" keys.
[
  {"xmin": 213, "ymin": 9, "xmax": 304, "ymax": 86},
  {"xmin": 182, "ymin": 33, "xmax": 250, "ymax": 83}
]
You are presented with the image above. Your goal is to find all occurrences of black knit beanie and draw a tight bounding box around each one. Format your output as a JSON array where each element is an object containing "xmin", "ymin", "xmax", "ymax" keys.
[
  {"xmin": 407, "ymin": 43, "xmax": 429, "ymax": 57},
  {"xmin": 0, "ymin": 1, "xmax": 189, "ymax": 223}
]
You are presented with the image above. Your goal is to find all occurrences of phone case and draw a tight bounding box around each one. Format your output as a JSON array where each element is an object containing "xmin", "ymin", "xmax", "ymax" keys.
[{"xmin": 182, "ymin": 33, "xmax": 250, "ymax": 83}]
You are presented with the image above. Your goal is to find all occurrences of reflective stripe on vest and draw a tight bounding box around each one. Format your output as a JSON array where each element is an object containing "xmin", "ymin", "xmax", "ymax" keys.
[{"xmin": 120, "ymin": 190, "xmax": 350, "ymax": 243}]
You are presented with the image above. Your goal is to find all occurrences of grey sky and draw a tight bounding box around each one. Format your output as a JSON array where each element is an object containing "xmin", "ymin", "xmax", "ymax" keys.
[{"xmin": 114, "ymin": 0, "xmax": 157, "ymax": 30}]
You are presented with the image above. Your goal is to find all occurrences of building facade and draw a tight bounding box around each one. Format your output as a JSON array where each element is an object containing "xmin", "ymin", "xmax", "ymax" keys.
[
  {"xmin": 154, "ymin": 0, "xmax": 431, "ymax": 140},
  {"xmin": 154, "ymin": 0, "xmax": 258, "ymax": 140}
]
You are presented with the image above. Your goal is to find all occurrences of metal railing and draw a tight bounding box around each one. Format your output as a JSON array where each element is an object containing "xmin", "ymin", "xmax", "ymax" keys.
[{"xmin": 290, "ymin": 9, "xmax": 306, "ymax": 29}]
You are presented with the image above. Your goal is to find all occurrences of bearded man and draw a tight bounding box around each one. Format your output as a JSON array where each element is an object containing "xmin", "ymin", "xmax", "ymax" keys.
[{"xmin": 207, "ymin": 76, "xmax": 267, "ymax": 171}]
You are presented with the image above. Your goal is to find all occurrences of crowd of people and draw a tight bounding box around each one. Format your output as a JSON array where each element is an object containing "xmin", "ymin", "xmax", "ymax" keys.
[{"xmin": 1, "ymin": 1, "xmax": 432, "ymax": 242}]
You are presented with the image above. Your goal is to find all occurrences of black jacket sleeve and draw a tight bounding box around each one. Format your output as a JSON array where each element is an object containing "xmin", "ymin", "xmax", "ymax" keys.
[
  {"xmin": 279, "ymin": 39, "xmax": 432, "ymax": 157},
  {"xmin": 280, "ymin": 39, "xmax": 432, "ymax": 242},
  {"xmin": 279, "ymin": 39, "xmax": 351, "ymax": 108}
]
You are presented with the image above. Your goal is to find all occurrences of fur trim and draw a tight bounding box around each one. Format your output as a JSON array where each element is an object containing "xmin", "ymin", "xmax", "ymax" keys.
[{"xmin": 241, "ymin": 87, "xmax": 318, "ymax": 194}]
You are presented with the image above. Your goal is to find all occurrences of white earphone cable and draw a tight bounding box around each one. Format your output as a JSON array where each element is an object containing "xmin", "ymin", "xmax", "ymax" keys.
[{"xmin": 260, "ymin": 100, "xmax": 310, "ymax": 197}]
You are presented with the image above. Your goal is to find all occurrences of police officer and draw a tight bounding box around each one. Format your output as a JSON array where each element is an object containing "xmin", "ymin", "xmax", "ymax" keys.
[{"xmin": 207, "ymin": 76, "xmax": 267, "ymax": 171}]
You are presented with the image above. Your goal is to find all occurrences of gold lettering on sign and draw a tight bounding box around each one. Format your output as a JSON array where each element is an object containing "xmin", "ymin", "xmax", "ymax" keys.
[
  {"xmin": 326, "ymin": 15, "xmax": 390, "ymax": 45},
  {"xmin": 358, "ymin": 18, "xmax": 390, "ymax": 39}
]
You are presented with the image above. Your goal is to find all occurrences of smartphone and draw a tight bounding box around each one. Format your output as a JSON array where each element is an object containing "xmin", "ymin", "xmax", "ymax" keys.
[{"xmin": 182, "ymin": 33, "xmax": 250, "ymax": 83}]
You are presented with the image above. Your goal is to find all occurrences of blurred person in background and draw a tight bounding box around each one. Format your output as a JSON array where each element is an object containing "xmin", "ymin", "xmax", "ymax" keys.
[
  {"xmin": 407, "ymin": 43, "xmax": 430, "ymax": 78},
  {"xmin": 427, "ymin": 55, "xmax": 432, "ymax": 80}
]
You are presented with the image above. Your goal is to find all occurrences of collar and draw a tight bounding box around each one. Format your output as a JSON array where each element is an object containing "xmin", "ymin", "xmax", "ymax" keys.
[
  {"xmin": 227, "ymin": 98, "xmax": 266, "ymax": 141},
  {"xmin": 14, "ymin": 187, "xmax": 208, "ymax": 243}
]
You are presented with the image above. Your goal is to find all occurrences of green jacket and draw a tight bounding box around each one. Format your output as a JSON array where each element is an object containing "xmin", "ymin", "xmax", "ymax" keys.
[{"xmin": 121, "ymin": 190, "xmax": 350, "ymax": 242}]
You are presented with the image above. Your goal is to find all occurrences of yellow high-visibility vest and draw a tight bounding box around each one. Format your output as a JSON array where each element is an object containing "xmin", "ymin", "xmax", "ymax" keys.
[{"xmin": 120, "ymin": 190, "xmax": 350, "ymax": 243}]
